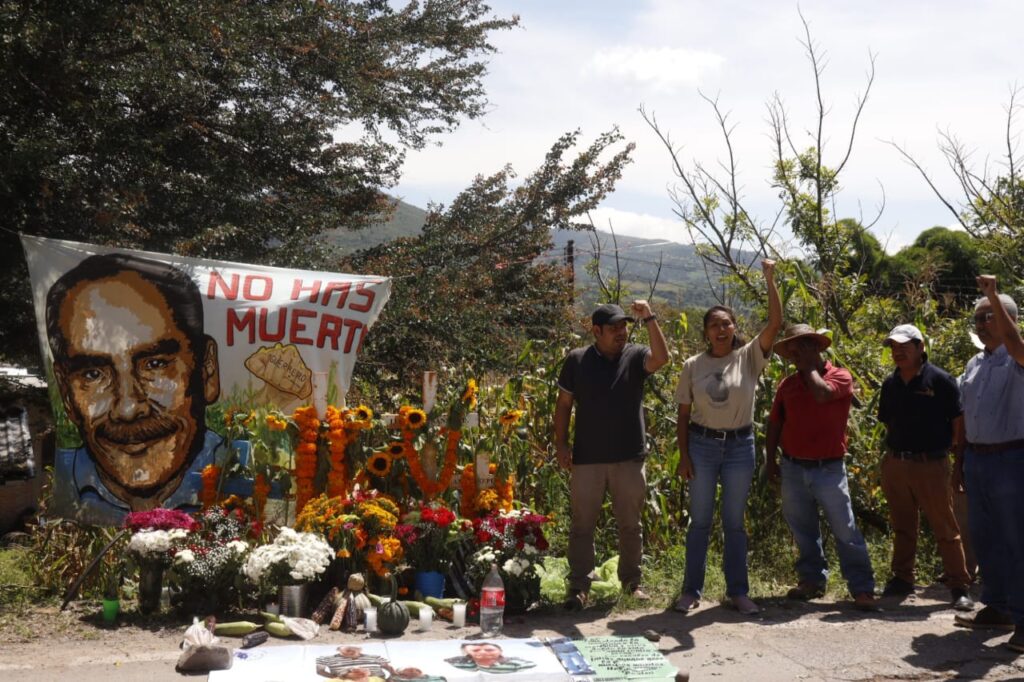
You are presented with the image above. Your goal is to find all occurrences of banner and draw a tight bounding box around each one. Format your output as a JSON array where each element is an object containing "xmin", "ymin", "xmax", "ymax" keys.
[{"xmin": 21, "ymin": 235, "xmax": 391, "ymax": 525}]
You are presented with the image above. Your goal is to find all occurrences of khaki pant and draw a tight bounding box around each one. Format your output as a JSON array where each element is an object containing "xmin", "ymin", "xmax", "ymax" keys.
[
  {"xmin": 881, "ymin": 455, "xmax": 971, "ymax": 591},
  {"xmin": 568, "ymin": 459, "xmax": 645, "ymax": 593},
  {"xmin": 952, "ymin": 489, "xmax": 977, "ymax": 578}
]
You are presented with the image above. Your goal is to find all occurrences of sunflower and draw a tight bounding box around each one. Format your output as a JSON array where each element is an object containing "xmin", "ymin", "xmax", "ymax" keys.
[
  {"xmin": 499, "ymin": 409, "xmax": 524, "ymax": 426},
  {"xmin": 387, "ymin": 441, "xmax": 407, "ymax": 457},
  {"xmin": 354, "ymin": 405, "xmax": 374, "ymax": 421},
  {"xmin": 366, "ymin": 451, "xmax": 394, "ymax": 477},
  {"xmin": 404, "ymin": 407, "xmax": 427, "ymax": 429},
  {"xmin": 462, "ymin": 378, "xmax": 478, "ymax": 408}
]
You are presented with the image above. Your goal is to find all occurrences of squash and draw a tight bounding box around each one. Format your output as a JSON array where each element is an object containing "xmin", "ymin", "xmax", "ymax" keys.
[{"xmin": 377, "ymin": 573, "xmax": 410, "ymax": 635}]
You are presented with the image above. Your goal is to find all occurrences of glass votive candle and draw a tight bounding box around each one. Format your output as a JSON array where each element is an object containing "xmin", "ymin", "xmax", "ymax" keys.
[
  {"xmin": 364, "ymin": 606, "xmax": 378, "ymax": 633},
  {"xmin": 452, "ymin": 602, "xmax": 467, "ymax": 628},
  {"xmin": 419, "ymin": 606, "xmax": 433, "ymax": 630}
]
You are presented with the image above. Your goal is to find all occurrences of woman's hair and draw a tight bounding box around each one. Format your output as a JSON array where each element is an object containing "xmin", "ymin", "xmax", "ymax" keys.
[{"xmin": 703, "ymin": 305, "xmax": 744, "ymax": 349}]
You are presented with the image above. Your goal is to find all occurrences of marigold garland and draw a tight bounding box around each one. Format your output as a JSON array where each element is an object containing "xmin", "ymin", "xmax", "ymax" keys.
[
  {"xmin": 325, "ymin": 405, "xmax": 349, "ymax": 499},
  {"xmin": 200, "ymin": 464, "xmax": 221, "ymax": 509},
  {"xmin": 403, "ymin": 428, "xmax": 460, "ymax": 500},
  {"xmin": 292, "ymin": 405, "xmax": 321, "ymax": 515},
  {"xmin": 252, "ymin": 472, "xmax": 271, "ymax": 521}
]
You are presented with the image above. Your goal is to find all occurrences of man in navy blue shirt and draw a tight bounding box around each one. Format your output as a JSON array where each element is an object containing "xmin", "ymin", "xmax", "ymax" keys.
[
  {"xmin": 554, "ymin": 301, "xmax": 668, "ymax": 609},
  {"xmin": 877, "ymin": 324, "xmax": 973, "ymax": 611}
]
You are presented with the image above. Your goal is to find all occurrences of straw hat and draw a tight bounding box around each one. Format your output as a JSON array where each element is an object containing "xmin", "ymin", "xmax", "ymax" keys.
[{"xmin": 773, "ymin": 323, "xmax": 831, "ymax": 361}]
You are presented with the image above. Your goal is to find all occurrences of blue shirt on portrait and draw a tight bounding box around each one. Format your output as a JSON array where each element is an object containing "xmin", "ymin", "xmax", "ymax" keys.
[{"xmin": 51, "ymin": 430, "xmax": 246, "ymax": 526}]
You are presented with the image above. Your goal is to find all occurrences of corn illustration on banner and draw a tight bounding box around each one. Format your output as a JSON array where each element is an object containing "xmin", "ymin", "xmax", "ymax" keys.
[{"xmin": 21, "ymin": 235, "xmax": 391, "ymax": 525}]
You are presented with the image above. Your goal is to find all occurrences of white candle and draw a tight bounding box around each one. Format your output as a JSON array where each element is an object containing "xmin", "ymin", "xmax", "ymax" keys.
[
  {"xmin": 452, "ymin": 602, "xmax": 467, "ymax": 628},
  {"xmin": 265, "ymin": 601, "xmax": 280, "ymax": 616},
  {"xmin": 364, "ymin": 607, "xmax": 378, "ymax": 633},
  {"xmin": 419, "ymin": 606, "xmax": 433, "ymax": 630}
]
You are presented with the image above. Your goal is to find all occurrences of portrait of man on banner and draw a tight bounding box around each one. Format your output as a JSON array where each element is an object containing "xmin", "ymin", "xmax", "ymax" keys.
[{"xmin": 46, "ymin": 252, "xmax": 228, "ymax": 525}]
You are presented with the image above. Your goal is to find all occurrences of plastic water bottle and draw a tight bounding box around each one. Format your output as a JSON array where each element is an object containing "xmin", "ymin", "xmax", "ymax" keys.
[{"xmin": 479, "ymin": 563, "xmax": 505, "ymax": 637}]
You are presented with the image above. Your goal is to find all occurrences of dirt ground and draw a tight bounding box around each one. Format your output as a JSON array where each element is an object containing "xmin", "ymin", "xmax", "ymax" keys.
[{"xmin": 2, "ymin": 584, "xmax": 1023, "ymax": 681}]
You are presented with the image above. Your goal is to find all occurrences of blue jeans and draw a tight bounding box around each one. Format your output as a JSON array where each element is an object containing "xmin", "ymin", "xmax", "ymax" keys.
[
  {"xmin": 964, "ymin": 446, "xmax": 1024, "ymax": 625},
  {"xmin": 780, "ymin": 457, "xmax": 874, "ymax": 595},
  {"xmin": 682, "ymin": 432, "xmax": 755, "ymax": 598}
]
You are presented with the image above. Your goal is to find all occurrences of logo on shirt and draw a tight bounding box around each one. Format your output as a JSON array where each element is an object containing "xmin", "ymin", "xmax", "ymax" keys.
[
  {"xmin": 915, "ymin": 388, "xmax": 935, "ymax": 398},
  {"xmin": 705, "ymin": 370, "xmax": 729, "ymax": 404}
]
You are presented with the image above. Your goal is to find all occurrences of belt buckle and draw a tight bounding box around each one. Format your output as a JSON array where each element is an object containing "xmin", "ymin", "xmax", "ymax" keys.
[{"xmin": 713, "ymin": 429, "xmax": 727, "ymax": 441}]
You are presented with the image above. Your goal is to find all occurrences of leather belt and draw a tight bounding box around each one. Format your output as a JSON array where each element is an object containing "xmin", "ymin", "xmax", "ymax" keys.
[
  {"xmin": 889, "ymin": 450, "xmax": 948, "ymax": 462},
  {"xmin": 689, "ymin": 423, "xmax": 753, "ymax": 441},
  {"xmin": 782, "ymin": 452, "xmax": 844, "ymax": 468},
  {"xmin": 967, "ymin": 439, "xmax": 1024, "ymax": 454}
]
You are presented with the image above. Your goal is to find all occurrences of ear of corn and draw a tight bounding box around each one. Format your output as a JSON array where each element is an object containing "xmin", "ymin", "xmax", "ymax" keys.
[
  {"xmin": 213, "ymin": 621, "xmax": 261, "ymax": 636},
  {"xmin": 265, "ymin": 621, "xmax": 293, "ymax": 638}
]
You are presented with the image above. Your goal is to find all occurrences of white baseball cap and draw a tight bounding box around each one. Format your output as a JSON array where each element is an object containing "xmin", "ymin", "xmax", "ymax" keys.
[{"xmin": 883, "ymin": 324, "xmax": 924, "ymax": 346}]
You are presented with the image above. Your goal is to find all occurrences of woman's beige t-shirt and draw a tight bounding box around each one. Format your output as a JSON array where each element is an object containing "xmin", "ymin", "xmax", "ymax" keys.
[{"xmin": 674, "ymin": 339, "xmax": 770, "ymax": 430}]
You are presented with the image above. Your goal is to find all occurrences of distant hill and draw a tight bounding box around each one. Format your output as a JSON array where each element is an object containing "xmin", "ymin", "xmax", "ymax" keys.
[{"xmin": 323, "ymin": 200, "xmax": 725, "ymax": 309}]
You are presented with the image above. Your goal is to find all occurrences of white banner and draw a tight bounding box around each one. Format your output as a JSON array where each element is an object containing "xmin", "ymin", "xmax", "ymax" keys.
[{"xmin": 21, "ymin": 235, "xmax": 391, "ymax": 524}]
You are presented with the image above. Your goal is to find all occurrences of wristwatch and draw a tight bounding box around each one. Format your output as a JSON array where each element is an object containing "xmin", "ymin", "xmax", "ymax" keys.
[{"xmin": 641, "ymin": 315, "xmax": 657, "ymax": 324}]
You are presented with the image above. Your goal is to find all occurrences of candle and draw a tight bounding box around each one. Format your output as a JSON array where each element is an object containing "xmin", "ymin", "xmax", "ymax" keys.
[
  {"xmin": 452, "ymin": 602, "xmax": 467, "ymax": 628},
  {"xmin": 419, "ymin": 606, "xmax": 433, "ymax": 630},
  {"xmin": 364, "ymin": 607, "xmax": 378, "ymax": 633}
]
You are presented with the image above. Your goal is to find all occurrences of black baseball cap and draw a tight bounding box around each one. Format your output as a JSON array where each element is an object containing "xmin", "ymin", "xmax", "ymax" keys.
[{"xmin": 591, "ymin": 303, "xmax": 634, "ymax": 326}]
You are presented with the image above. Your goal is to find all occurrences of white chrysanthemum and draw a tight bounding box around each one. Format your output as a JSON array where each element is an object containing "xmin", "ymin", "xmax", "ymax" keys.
[{"xmin": 175, "ymin": 549, "xmax": 196, "ymax": 564}]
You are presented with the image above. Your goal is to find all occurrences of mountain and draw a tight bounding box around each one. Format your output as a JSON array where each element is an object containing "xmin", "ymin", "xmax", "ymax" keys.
[{"xmin": 323, "ymin": 200, "xmax": 723, "ymax": 309}]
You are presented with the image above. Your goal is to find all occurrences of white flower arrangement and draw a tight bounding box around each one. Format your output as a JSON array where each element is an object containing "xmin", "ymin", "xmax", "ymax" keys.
[
  {"xmin": 128, "ymin": 528, "xmax": 188, "ymax": 562},
  {"xmin": 243, "ymin": 527, "xmax": 332, "ymax": 586},
  {"xmin": 175, "ymin": 548, "xmax": 196, "ymax": 565}
]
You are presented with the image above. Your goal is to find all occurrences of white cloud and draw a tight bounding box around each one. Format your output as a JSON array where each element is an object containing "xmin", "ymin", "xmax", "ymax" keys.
[
  {"xmin": 587, "ymin": 206, "xmax": 690, "ymax": 244},
  {"xmin": 585, "ymin": 46, "xmax": 725, "ymax": 91}
]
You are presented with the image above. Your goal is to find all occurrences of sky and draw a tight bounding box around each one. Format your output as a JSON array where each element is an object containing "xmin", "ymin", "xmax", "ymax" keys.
[{"xmin": 390, "ymin": 0, "xmax": 1022, "ymax": 254}]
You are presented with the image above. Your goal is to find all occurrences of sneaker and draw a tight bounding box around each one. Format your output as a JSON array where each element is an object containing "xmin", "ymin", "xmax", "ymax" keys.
[
  {"xmin": 951, "ymin": 589, "xmax": 975, "ymax": 612},
  {"xmin": 731, "ymin": 594, "xmax": 761, "ymax": 615},
  {"xmin": 673, "ymin": 593, "xmax": 699, "ymax": 613},
  {"xmin": 628, "ymin": 585, "xmax": 651, "ymax": 601},
  {"xmin": 1006, "ymin": 626, "xmax": 1024, "ymax": 654},
  {"xmin": 955, "ymin": 605, "xmax": 1015, "ymax": 630},
  {"xmin": 786, "ymin": 582, "xmax": 826, "ymax": 600},
  {"xmin": 853, "ymin": 592, "xmax": 879, "ymax": 611},
  {"xmin": 881, "ymin": 577, "xmax": 914, "ymax": 598},
  {"xmin": 563, "ymin": 590, "xmax": 587, "ymax": 612}
]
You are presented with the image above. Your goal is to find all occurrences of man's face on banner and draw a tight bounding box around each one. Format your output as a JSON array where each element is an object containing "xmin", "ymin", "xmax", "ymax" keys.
[{"xmin": 54, "ymin": 272, "xmax": 218, "ymax": 494}]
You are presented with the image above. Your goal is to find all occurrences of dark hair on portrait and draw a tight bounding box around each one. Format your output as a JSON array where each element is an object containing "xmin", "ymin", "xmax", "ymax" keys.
[
  {"xmin": 703, "ymin": 305, "xmax": 745, "ymax": 350},
  {"xmin": 461, "ymin": 642, "xmax": 503, "ymax": 653},
  {"xmin": 45, "ymin": 252, "xmax": 207, "ymax": 364}
]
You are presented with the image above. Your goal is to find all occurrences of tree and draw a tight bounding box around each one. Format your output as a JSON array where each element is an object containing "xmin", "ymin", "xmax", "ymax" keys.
[
  {"xmin": 889, "ymin": 87, "xmax": 1024, "ymax": 281},
  {"xmin": 344, "ymin": 129, "xmax": 634, "ymax": 392},
  {"xmin": 643, "ymin": 11, "xmax": 880, "ymax": 337},
  {"xmin": 0, "ymin": 0, "xmax": 518, "ymax": 365}
]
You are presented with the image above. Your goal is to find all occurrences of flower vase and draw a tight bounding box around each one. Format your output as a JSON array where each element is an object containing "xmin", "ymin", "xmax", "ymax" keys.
[
  {"xmin": 414, "ymin": 570, "xmax": 445, "ymax": 599},
  {"xmin": 279, "ymin": 584, "xmax": 308, "ymax": 618},
  {"xmin": 137, "ymin": 563, "xmax": 164, "ymax": 615}
]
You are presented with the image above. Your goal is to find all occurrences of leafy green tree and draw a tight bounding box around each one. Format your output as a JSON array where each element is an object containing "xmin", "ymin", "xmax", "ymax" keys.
[
  {"xmin": 345, "ymin": 130, "xmax": 634, "ymax": 392},
  {"xmin": 0, "ymin": 0, "xmax": 517, "ymax": 365}
]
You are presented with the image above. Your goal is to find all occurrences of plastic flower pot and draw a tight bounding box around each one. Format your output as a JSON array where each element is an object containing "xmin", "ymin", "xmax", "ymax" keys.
[
  {"xmin": 414, "ymin": 570, "xmax": 446, "ymax": 599},
  {"xmin": 102, "ymin": 598, "xmax": 120, "ymax": 623}
]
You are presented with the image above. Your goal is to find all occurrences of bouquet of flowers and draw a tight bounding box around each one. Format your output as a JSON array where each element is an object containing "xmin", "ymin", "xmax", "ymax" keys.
[
  {"xmin": 395, "ymin": 501, "xmax": 469, "ymax": 573},
  {"xmin": 295, "ymin": 491, "xmax": 405, "ymax": 578},
  {"xmin": 167, "ymin": 505, "xmax": 257, "ymax": 612},
  {"xmin": 465, "ymin": 508, "xmax": 551, "ymax": 612},
  {"xmin": 243, "ymin": 527, "xmax": 333, "ymax": 592},
  {"xmin": 125, "ymin": 509, "xmax": 196, "ymax": 568}
]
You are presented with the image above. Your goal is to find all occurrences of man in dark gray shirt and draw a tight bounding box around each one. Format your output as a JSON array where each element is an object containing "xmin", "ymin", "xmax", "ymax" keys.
[{"xmin": 554, "ymin": 301, "xmax": 668, "ymax": 609}]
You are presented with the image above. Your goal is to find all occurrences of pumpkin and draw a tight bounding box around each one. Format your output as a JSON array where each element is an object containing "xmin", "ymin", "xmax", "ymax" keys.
[{"xmin": 378, "ymin": 573, "xmax": 410, "ymax": 635}]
